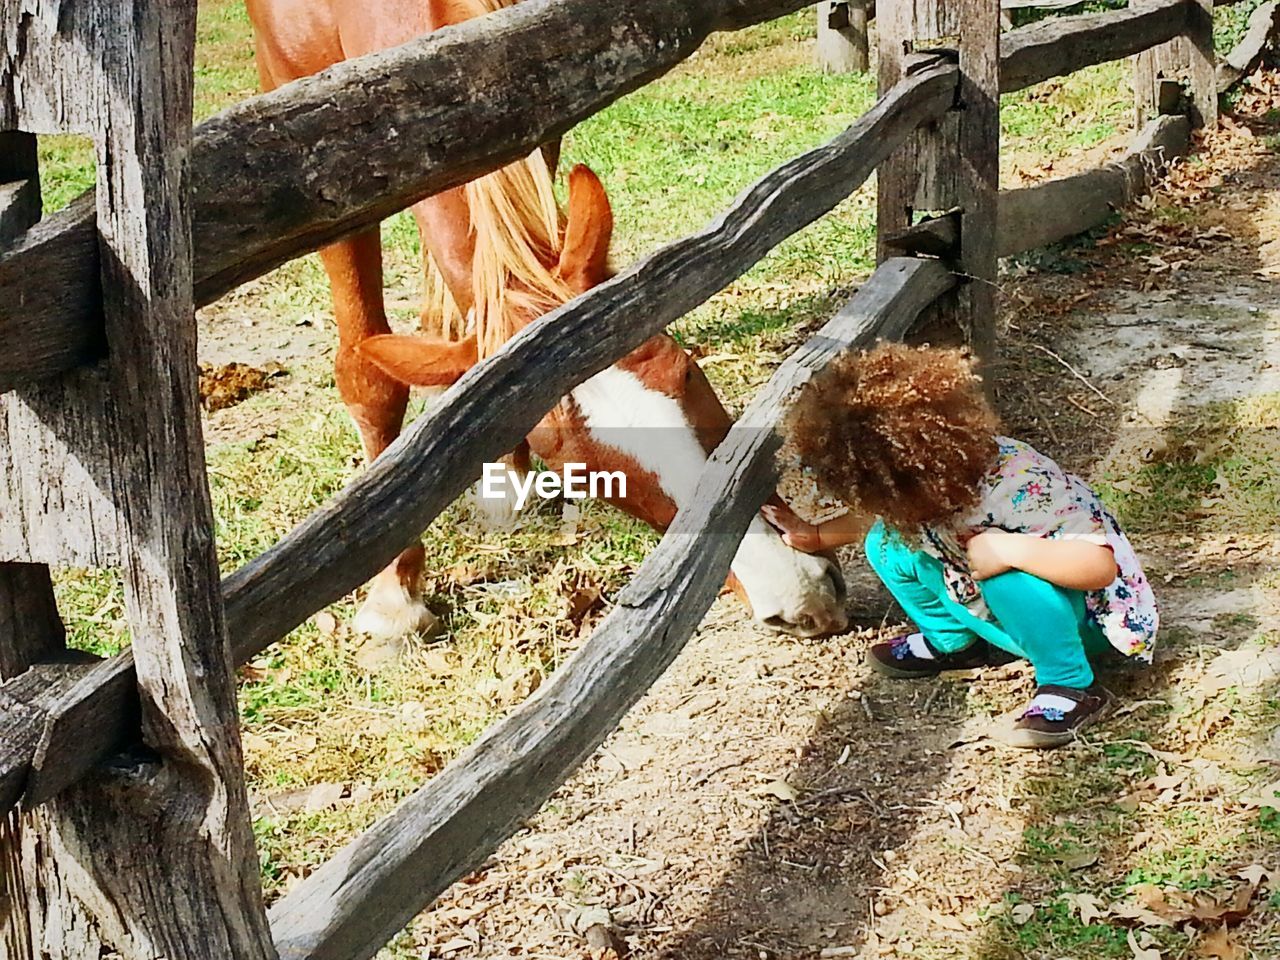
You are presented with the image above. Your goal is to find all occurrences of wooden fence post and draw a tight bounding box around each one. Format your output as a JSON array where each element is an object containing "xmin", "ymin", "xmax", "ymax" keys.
[
  {"xmin": 0, "ymin": 127, "xmax": 65, "ymax": 960},
  {"xmin": 817, "ymin": 1, "xmax": 870, "ymax": 73},
  {"xmin": 1134, "ymin": 0, "xmax": 1217, "ymax": 128},
  {"xmin": 876, "ymin": 0, "xmax": 1001, "ymax": 362},
  {"xmin": 0, "ymin": 1, "xmax": 275, "ymax": 956}
]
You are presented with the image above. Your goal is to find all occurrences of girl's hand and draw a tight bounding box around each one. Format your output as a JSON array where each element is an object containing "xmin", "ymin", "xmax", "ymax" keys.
[
  {"xmin": 761, "ymin": 505, "xmax": 825, "ymax": 553},
  {"xmin": 966, "ymin": 529, "xmax": 1023, "ymax": 580}
]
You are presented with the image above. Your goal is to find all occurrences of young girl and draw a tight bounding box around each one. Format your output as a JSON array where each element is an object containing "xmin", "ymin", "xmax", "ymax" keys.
[{"xmin": 766, "ymin": 343, "xmax": 1158, "ymax": 748}]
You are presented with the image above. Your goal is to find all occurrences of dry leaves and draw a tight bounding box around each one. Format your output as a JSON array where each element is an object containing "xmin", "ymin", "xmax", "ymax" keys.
[
  {"xmin": 1128, "ymin": 929, "xmax": 1163, "ymax": 960},
  {"xmin": 1198, "ymin": 926, "xmax": 1246, "ymax": 960},
  {"xmin": 1113, "ymin": 880, "xmax": 1260, "ymax": 929},
  {"xmin": 1061, "ymin": 891, "xmax": 1107, "ymax": 925}
]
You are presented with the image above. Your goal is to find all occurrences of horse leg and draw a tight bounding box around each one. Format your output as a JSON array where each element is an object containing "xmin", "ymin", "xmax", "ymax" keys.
[{"xmin": 322, "ymin": 231, "xmax": 438, "ymax": 642}]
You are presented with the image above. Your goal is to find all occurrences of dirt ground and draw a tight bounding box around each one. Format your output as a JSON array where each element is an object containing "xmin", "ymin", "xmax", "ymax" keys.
[
  {"xmin": 348, "ymin": 81, "xmax": 1280, "ymax": 960},
  {"xmin": 191, "ymin": 73, "xmax": 1280, "ymax": 960}
]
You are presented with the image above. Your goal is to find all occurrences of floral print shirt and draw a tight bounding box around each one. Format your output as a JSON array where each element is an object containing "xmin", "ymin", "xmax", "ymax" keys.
[{"xmin": 920, "ymin": 436, "xmax": 1159, "ymax": 661}]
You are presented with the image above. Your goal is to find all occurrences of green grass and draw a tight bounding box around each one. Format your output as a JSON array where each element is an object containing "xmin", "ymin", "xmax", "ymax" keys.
[{"xmin": 1096, "ymin": 393, "xmax": 1280, "ymax": 533}]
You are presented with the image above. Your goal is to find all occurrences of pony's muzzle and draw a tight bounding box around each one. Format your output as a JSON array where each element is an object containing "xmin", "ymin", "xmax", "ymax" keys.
[{"xmin": 757, "ymin": 552, "xmax": 848, "ymax": 638}]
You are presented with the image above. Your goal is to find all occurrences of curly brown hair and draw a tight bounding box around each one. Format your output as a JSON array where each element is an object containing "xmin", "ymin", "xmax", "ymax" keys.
[{"xmin": 785, "ymin": 343, "xmax": 1000, "ymax": 532}]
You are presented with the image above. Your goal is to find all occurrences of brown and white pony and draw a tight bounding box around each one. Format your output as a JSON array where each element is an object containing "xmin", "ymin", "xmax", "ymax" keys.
[{"xmin": 246, "ymin": 0, "xmax": 848, "ymax": 639}]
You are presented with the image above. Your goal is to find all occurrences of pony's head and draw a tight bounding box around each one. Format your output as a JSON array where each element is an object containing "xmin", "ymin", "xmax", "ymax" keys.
[{"xmin": 360, "ymin": 163, "xmax": 847, "ymax": 638}]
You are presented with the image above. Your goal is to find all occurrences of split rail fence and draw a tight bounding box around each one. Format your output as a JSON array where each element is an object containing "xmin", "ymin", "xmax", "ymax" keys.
[{"xmin": 0, "ymin": 0, "xmax": 1269, "ymax": 957}]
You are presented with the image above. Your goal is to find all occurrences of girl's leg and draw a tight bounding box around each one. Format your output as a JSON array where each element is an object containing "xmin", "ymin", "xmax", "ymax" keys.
[
  {"xmin": 864, "ymin": 520, "xmax": 982, "ymax": 654},
  {"xmin": 978, "ymin": 570, "xmax": 1100, "ymax": 689}
]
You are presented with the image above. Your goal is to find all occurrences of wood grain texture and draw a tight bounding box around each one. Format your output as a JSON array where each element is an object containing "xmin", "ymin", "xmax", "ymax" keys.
[
  {"xmin": 0, "ymin": 1, "xmax": 275, "ymax": 956},
  {"xmin": 0, "ymin": 0, "xmax": 812, "ymax": 394},
  {"xmin": 876, "ymin": 0, "xmax": 999, "ymax": 360},
  {"xmin": 998, "ymin": 114, "xmax": 1191, "ymax": 257},
  {"xmin": 1134, "ymin": 0, "xmax": 1217, "ymax": 128},
  {"xmin": 0, "ymin": 60, "xmax": 959, "ymax": 826},
  {"xmin": 1216, "ymin": 0, "xmax": 1280, "ymax": 92},
  {"xmin": 816, "ymin": 1, "xmax": 869, "ymax": 73},
  {"xmin": 0, "ymin": 127, "xmax": 64, "ymax": 960},
  {"xmin": 268, "ymin": 257, "xmax": 957, "ymax": 960},
  {"xmin": 1000, "ymin": 0, "xmax": 1190, "ymax": 93}
]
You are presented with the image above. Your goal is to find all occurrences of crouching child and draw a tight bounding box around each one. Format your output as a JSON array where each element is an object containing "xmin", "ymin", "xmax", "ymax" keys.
[{"xmin": 766, "ymin": 344, "xmax": 1158, "ymax": 748}]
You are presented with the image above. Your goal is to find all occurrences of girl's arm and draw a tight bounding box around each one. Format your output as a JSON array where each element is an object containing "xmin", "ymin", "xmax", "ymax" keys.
[
  {"xmin": 967, "ymin": 530, "xmax": 1118, "ymax": 591},
  {"xmin": 761, "ymin": 507, "xmax": 870, "ymax": 553}
]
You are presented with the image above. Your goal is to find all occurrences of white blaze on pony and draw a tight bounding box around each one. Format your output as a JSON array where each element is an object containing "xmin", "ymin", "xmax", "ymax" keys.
[
  {"xmin": 247, "ymin": 0, "xmax": 848, "ymax": 641},
  {"xmin": 570, "ymin": 365, "xmax": 847, "ymax": 635}
]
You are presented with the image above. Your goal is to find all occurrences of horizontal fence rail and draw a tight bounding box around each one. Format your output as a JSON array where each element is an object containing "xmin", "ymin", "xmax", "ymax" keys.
[
  {"xmin": 0, "ymin": 58, "xmax": 961, "ymax": 816},
  {"xmin": 997, "ymin": 113, "xmax": 1192, "ymax": 256},
  {"xmin": 1218, "ymin": 0, "xmax": 1280, "ymax": 91},
  {"xmin": 0, "ymin": 0, "xmax": 1199, "ymax": 395},
  {"xmin": 268, "ymin": 256, "xmax": 957, "ymax": 960},
  {"xmin": 1000, "ymin": 0, "xmax": 1191, "ymax": 93}
]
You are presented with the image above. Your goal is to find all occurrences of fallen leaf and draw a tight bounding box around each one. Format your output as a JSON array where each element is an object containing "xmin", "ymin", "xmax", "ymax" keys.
[
  {"xmin": 239, "ymin": 662, "xmax": 270, "ymax": 683},
  {"xmin": 1238, "ymin": 778, "xmax": 1280, "ymax": 809},
  {"xmin": 1236, "ymin": 864, "xmax": 1270, "ymax": 887},
  {"xmin": 1010, "ymin": 903, "xmax": 1035, "ymax": 925},
  {"xmin": 1128, "ymin": 929, "xmax": 1163, "ymax": 960},
  {"xmin": 755, "ymin": 778, "xmax": 799, "ymax": 803},
  {"xmin": 420, "ymin": 648, "xmax": 453, "ymax": 675},
  {"xmin": 1198, "ymin": 926, "xmax": 1245, "ymax": 960},
  {"xmin": 1057, "ymin": 850, "xmax": 1100, "ymax": 871},
  {"xmin": 922, "ymin": 906, "xmax": 967, "ymax": 932},
  {"xmin": 437, "ymin": 937, "xmax": 475, "ymax": 955},
  {"xmin": 1062, "ymin": 892, "xmax": 1108, "ymax": 925},
  {"xmin": 564, "ymin": 584, "xmax": 603, "ymax": 625},
  {"xmin": 314, "ymin": 610, "xmax": 338, "ymax": 635},
  {"xmin": 1188, "ymin": 883, "xmax": 1256, "ymax": 925}
]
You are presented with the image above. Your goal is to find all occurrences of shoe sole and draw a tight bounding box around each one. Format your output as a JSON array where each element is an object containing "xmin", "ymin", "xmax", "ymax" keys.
[
  {"xmin": 867, "ymin": 649, "xmax": 994, "ymax": 680},
  {"xmin": 867, "ymin": 654, "xmax": 946, "ymax": 680},
  {"xmin": 994, "ymin": 688, "xmax": 1116, "ymax": 750}
]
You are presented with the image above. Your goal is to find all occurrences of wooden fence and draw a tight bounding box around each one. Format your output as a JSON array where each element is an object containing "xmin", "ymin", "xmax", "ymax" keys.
[{"xmin": 0, "ymin": 0, "xmax": 1269, "ymax": 956}]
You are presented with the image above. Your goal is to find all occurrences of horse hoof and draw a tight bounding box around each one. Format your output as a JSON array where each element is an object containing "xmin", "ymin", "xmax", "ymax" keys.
[{"xmin": 470, "ymin": 487, "xmax": 520, "ymax": 529}]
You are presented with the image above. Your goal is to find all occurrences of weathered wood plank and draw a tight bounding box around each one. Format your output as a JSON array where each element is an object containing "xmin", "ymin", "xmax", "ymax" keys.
[
  {"xmin": 817, "ymin": 1, "xmax": 869, "ymax": 73},
  {"xmin": 1000, "ymin": 0, "xmax": 1191, "ymax": 93},
  {"xmin": 0, "ymin": 128, "xmax": 65, "ymax": 960},
  {"xmin": 0, "ymin": 59, "xmax": 959, "ymax": 820},
  {"xmin": 0, "ymin": 0, "xmax": 277, "ymax": 955},
  {"xmin": 998, "ymin": 114, "xmax": 1192, "ymax": 257},
  {"xmin": 0, "ymin": 0, "xmax": 813, "ymax": 394},
  {"xmin": 1134, "ymin": 0, "xmax": 1216, "ymax": 129},
  {"xmin": 883, "ymin": 210, "xmax": 960, "ymax": 259},
  {"xmin": 0, "ymin": 180, "xmax": 38, "ymax": 243},
  {"xmin": 876, "ymin": 0, "xmax": 999, "ymax": 359},
  {"xmin": 0, "ymin": 196, "xmax": 102, "ymax": 389},
  {"xmin": 1217, "ymin": 0, "xmax": 1280, "ymax": 93},
  {"xmin": 0, "ymin": 660, "xmax": 96, "ymax": 812},
  {"xmin": 268, "ymin": 256, "xmax": 957, "ymax": 960}
]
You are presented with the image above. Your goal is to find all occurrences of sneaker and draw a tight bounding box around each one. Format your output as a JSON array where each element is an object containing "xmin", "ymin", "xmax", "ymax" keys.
[
  {"xmin": 999, "ymin": 683, "xmax": 1114, "ymax": 749},
  {"xmin": 868, "ymin": 632, "xmax": 999, "ymax": 679}
]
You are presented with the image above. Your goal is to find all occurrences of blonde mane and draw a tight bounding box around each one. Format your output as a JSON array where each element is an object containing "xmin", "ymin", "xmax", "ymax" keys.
[{"xmin": 422, "ymin": 0, "xmax": 575, "ymax": 357}]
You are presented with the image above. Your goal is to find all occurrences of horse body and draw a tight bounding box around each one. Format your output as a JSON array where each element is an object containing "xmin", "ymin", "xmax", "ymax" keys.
[{"xmin": 246, "ymin": 0, "xmax": 848, "ymax": 639}]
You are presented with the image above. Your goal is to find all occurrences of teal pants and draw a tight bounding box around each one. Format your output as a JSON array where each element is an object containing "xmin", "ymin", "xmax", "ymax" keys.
[{"xmin": 864, "ymin": 521, "xmax": 1109, "ymax": 688}]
